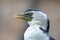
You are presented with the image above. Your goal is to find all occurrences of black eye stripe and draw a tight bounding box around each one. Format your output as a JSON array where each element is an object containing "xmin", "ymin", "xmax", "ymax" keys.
[
  {"xmin": 25, "ymin": 13, "xmax": 33, "ymax": 16},
  {"xmin": 25, "ymin": 13, "xmax": 29, "ymax": 15}
]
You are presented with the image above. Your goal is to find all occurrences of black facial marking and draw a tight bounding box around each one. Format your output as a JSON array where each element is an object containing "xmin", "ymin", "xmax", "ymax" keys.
[
  {"xmin": 25, "ymin": 12, "xmax": 33, "ymax": 17},
  {"xmin": 46, "ymin": 18, "xmax": 50, "ymax": 33},
  {"xmin": 39, "ymin": 27, "xmax": 47, "ymax": 32},
  {"xmin": 25, "ymin": 8, "xmax": 40, "ymax": 12}
]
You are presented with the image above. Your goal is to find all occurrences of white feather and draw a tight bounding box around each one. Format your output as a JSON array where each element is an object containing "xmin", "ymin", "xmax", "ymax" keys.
[
  {"xmin": 24, "ymin": 11, "xmax": 49, "ymax": 40},
  {"xmin": 24, "ymin": 24, "xmax": 49, "ymax": 40}
]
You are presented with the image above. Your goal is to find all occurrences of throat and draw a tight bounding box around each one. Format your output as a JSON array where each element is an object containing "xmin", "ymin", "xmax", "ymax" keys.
[
  {"xmin": 27, "ymin": 20, "xmax": 47, "ymax": 30},
  {"xmin": 28, "ymin": 21, "xmax": 41, "ymax": 26}
]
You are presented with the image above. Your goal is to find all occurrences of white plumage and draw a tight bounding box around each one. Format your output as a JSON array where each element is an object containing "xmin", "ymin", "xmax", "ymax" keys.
[
  {"xmin": 24, "ymin": 23, "xmax": 49, "ymax": 40},
  {"xmin": 23, "ymin": 9, "xmax": 55, "ymax": 40}
]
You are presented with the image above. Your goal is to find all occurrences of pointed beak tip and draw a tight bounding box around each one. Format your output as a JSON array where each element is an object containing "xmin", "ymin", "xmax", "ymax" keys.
[{"xmin": 13, "ymin": 14, "xmax": 20, "ymax": 19}]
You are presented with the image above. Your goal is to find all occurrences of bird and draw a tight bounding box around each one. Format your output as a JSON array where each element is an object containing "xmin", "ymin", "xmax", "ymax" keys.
[{"xmin": 15, "ymin": 8, "xmax": 55, "ymax": 40}]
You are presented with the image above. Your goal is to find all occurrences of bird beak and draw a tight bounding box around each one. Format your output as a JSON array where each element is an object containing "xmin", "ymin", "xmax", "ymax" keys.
[{"xmin": 14, "ymin": 14, "xmax": 32, "ymax": 21}]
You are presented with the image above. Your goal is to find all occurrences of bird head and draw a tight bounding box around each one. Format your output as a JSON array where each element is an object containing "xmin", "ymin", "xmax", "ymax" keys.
[
  {"xmin": 15, "ymin": 8, "xmax": 50, "ymax": 32},
  {"xmin": 15, "ymin": 8, "xmax": 48, "ymax": 22}
]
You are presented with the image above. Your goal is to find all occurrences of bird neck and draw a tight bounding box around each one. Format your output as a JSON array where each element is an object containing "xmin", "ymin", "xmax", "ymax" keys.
[{"xmin": 27, "ymin": 20, "xmax": 47, "ymax": 30}]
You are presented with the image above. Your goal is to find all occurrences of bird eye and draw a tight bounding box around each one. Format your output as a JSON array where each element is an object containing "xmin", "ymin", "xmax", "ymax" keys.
[{"xmin": 25, "ymin": 12, "xmax": 33, "ymax": 17}]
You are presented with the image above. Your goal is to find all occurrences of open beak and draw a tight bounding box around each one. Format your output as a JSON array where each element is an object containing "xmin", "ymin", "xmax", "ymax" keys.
[{"xmin": 14, "ymin": 14, "xmax": 32, "ymax": 21}]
